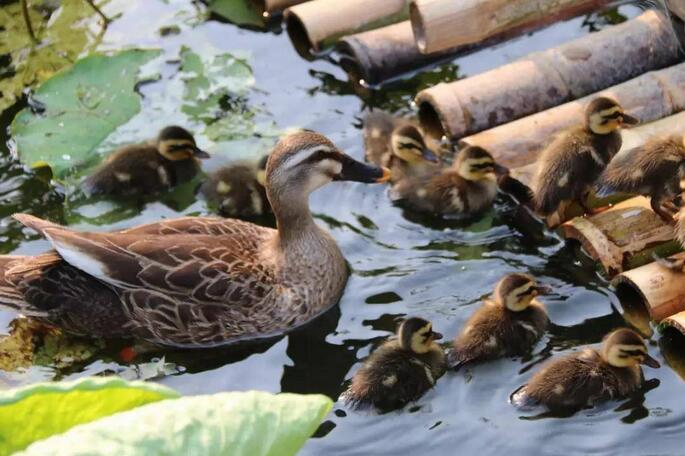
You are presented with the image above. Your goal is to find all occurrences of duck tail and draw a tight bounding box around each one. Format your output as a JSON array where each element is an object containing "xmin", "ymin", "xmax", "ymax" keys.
[
  {"xmin": 0, "ymin": 255, "xmax": 30, "ymax": 313},
  {"xmin": 0, "ymin": 252, "xmax": 62, "ymax": 317},
  {"xmin": 446, "ymin": 348, "xmax": 469, "ymax": 371}
]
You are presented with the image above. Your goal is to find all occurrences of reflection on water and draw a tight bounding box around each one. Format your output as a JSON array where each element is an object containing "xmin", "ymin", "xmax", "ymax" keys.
[{"xmin": 1, "ymin": 0, "xmax": 685, "ymax": 455}]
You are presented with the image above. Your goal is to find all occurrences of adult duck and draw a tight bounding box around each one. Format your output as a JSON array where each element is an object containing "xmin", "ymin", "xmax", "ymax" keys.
[{"xmin": 0, "ymin": 131, "xmax": 390, "ymax": 347}]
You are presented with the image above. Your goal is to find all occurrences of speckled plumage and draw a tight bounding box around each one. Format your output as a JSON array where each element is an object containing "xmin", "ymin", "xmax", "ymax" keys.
[{"xmin": 0, "ymin": 132, "xmax": 384, "ymax": 347}]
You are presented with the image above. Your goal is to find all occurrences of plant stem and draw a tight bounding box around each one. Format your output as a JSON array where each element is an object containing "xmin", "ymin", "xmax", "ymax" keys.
[{"xmin": 21, "ymin": 0, "xmax": 38, "ymax": 44}]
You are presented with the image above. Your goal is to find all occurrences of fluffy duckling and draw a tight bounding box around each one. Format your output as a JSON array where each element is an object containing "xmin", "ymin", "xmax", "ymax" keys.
[
  {"xmin": 342, "ymin": 317, "xmax": 446, "ymax": 412},
  {"xmin": 363, "ymin": 111, "xmax": 440, "ymax": 178},
  {"xmin": 449, "ymin": 273, "xmax": 549, "ymax": 368},
  {"xmin": 199, "ymin": 155, "xmax": 271, "ymax": 219},
  {"xmin": 83, "ymin": 126, "xmax": 210, "ymax": 196},
  {"xmin": 598, "ymin": 134, "xmax": 685, "ymax": 223},
  {"xmin": 392, "ymin": 145, "xmax": 498, "ymax": 215},
  {"xmin": 533, "ymin": 97, "xmax": 638, "ymax": 215},
  {"xmin": 512, "ymin": 328, "xmax": 660, "ymax": 411}
]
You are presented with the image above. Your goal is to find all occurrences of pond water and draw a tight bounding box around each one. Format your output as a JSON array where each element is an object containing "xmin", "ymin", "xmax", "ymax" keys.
[{"xmin": 1, "ymin": 1, "xmax": 685, "ymax": 455}]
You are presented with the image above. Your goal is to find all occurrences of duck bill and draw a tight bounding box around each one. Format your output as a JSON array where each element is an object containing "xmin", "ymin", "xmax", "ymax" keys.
[
  {"xmin": 621, "ymin": 113, "xmax": 639, "ymax": 127},
  {"xmin": 431, "ymin": 331, "xmax": 443, "ymax": 341},
  {"xmin": 534, "ymin": 285, "xmax": 553, "ymax": 295},
  {"xmin": 641, "ymin": 353, "xmax": 660, "ymax": 368},
  {"xmin": 335, "ymin": 155, "xmax": 390, "ymax": 183},
  {"xmin": 191, "ymin": 145, "xmax": 211, "ymax": 159},
  {"xmin": 421, "ymin": 148, "xmax": 440, "ymax": 163}
]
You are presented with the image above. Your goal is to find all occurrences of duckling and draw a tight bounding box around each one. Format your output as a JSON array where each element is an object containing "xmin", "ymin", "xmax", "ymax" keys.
[
  {"xmin": 512, "ymin": 328, "xmax": 660, "ymax": 411},
  {"xmin": 448, "ymin": 273, "xmax": 549, "ymax": 368},
  {"xmin": 199, "ymin": 155, "xmax": 271, "ymax": 219},
  {"xmin": 363, "ymin": 111, "xmax": 440, "ymax": 173},
  {"xmin": 597, "ymin": 134, "xmax": 685, "ymax": 223},
  {"xmin": 532, "ymin": 97, "xmax": 638, "ymax": 216},
  {"xmin": 391, "ymin": 145, "xmax": 498, "ymax": 215},
  {"xmin": 83, "ymin": 126, "xmax": 210, "ymax": 197},
  {"xmin": 342, "ymin": 317, "xmax": 446, "ymax": 412}
]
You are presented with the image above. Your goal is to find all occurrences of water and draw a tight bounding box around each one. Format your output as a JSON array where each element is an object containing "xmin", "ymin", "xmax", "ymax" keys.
[{"xmin": 1, "ymin": 1, "xmax": 685, "ymax": 455}]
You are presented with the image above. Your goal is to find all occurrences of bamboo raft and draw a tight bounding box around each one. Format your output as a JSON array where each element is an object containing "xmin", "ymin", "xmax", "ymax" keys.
[{"xmin": 271, "ymin": 0, "xmax": 685, "ymax": 336}]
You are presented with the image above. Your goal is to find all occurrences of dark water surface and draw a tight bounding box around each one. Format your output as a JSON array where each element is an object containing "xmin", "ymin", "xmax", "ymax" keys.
[{"xmin": 1, "ymin": 1, "xmax": 684, "ymax": 455}]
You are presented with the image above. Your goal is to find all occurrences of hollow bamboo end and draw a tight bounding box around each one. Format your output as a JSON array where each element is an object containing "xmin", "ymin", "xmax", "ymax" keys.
[
  {"xmin": 336, "ymin": 40, "xmax": 371, "ymax": 86},
  {"xmin": 409, "ymin": 2, "xmax": 428, "ymax": 54},
  {"xmin": 417, "ymin": 98, "xmax": 447, "ymax": 141},
  {"xmin": 284, "ymin": 10, "xmax": 316, "ymax": 58},
  {"xmin": 664, "ymin": 311, "xmax": 685, "ymax": 336}
]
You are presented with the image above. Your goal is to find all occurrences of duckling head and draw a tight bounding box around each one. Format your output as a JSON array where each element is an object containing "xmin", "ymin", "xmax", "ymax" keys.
[
  {"xmin": 586, "ymin": 97, "xmax": 639, "ymax": 135},
  {"xmin": 265, "ymin": 131, "xmax": 390, "ymax": 202},
  {"xmin": 256, "ymin": 154, "xmax": 269, "ymax": 187},
  {"xmin": 398, "ymin": 317, "xmax": 443, "ymax": 354},
  {"xmin": 390, "ymin": 125, "xmax": 439, "ymax": 165},
  {"xmin": 456, "ymin": 145, "xmax": 497, "ymax": 181},
  {"xmin": 494, "ymin": 273, "xmax": 550, "ymax": 312},
  {"xmin": 601, "ymin": 328, "xmax": 660, "ymax": 368},
  {"xmin": 157, "ymin": 126, "xmax": 210, "ymax": 161}
]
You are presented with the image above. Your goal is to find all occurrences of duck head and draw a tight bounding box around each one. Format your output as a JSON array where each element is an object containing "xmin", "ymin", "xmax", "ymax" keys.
[
  {"xmin": 602, "ymin": 328, "xmax": 660, "ymax": 368},
  {"xmin": 494, "ymin": 273, "xmax": 550, "ymax": 312},
  {"xmin": 456, "ymin": 145, "xmax": 497, "ymax": 181},
  {"xmin": 398, "ymin": 317, "xmax": 443, "ymax": 354},
  {"xmin": 390, "ymin": 125, "xmax": 439, "ymax": 165},
  {"xmin": 586, "ymin": 97, "xmax": 638, "ymax": 135},
  {"xmin": 265, "ymin": 131, "xmax": 390, "ymax": 203},
  {"xmin": 157, "ymin": 126, "xmax": 210, "ymax": 161}
]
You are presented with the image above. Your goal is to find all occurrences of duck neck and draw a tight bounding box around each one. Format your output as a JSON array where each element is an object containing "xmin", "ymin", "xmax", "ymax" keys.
[{"xmin": 269, "ymin": 188, "xmax": 318, "ymax": 245}]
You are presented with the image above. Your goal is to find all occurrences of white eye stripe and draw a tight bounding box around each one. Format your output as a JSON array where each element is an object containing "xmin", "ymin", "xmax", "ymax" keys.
[{"xmin": 282, "ymin": 145, "xmax": 335, "ymax": 170}]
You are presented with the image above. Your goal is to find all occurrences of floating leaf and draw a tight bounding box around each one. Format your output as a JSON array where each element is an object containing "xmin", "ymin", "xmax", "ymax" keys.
[
  {"xmin": 208, "ymin": 0, "xmax": 264, "ymax": 27},
  {"xmin": 11, "ymin": 49, "xmax": 161, "ymax": 179},
  {"xmin": 0, "ymin": 377, "xmax": 179, "ymax": 456},
  {"xmin": 0, "ymin": 0, "xmax": 107, "ymax": 112},
  {"xmin": 18, "ymin": 391, "xmax": 332, "ymax": 456}
]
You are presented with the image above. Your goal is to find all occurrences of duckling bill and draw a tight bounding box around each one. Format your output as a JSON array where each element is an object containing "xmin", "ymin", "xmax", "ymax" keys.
[
  {"xmin": 83, "ymin": 126, "xmax": 209, "ymax": 197},
  {"xmin": 449, "ymin": 273, "xmax": 549, "ymax": 368},
  {"xmin": 533, "ymin": 97, "xmax": 638, "ymax": 216},
  {"xmin": 512, "ymin": 328, "xmax": 659, "ymax": 411},
  {"xmin": 342, "ymin": 317, "xmax": 446, "ymax": 412}
]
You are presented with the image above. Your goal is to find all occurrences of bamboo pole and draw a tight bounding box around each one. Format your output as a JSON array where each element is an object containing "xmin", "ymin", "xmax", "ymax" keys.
[
  {"xmin": 614, "ymin": 252, "xmax": 685, "ymax": 321},
  {"xmin": 336, "ymin": 21, "xmax": 456, "ymax": 86},
  {"xmin": 251, "ymin": 0, "xmax": 309, "ymax": 17},
  {"xmin": 410, "ymin": 0, "xmax": 611, "ymax": 54},
  {"xmin": 284, "ymin": 0, "xmax": 409, "ymax": 57},
  {"xmin": 463, "ymin": 62, "xmax": 685, "ymax": 169},
  {"xmin": 415, "ymin": 10, "xmax": 680, "ymax": 142},
  {"xmin": 562, "ymin": 197, "xmax": 680, "ymax": 276}
]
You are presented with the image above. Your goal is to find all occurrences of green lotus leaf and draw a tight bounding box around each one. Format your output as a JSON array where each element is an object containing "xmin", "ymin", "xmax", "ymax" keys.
[
  {"xmin": 18, "ymin": 390, "xmax": 332, "ymax": 456},
  {"xmin": 0, "ymin": 376, "xmax": 179, "ymax": 456},
  {"xmin": 11, "ymin": 49, "xmax": 160, "ymax": 179}
]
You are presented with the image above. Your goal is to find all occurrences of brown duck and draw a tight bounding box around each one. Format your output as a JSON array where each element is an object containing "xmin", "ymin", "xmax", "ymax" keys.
[
  {"xmin": 83, "ymin": 126, "xmax": 210, "ymax": 197},
  {"xmin": 0, "ymin": 131, "xmax": 390, "ymax": 347},
  {"xmin": 512, "ymin": 328, "xmax": 660, "ymax": 410},
  {"xmin": 533, "ymin": 97, "xmax": 638, "ymax": 216},
  {"xmin": 598, "ymin": 134, "xmax": 685, "ymax": 223},
  {"xmin": 342, "ymin": 317, "xmax": 446, "ymax": 412},
  {"xmin": 449, "ymin": 273, "xmax": 549, "ymax": 368}
]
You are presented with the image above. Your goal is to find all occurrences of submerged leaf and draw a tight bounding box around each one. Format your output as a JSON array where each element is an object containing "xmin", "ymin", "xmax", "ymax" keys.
[
  {"xmin": 0, "ymin": 0, "xmax": 108, "ymax": 112},
  {"xmin": 208, "ymin": 0, "xmax": 264, "ymax": 27},
  {"xmin": 11, "ymin": 49, "xmax": 161, "ymax": 178},
  {"xmin": 18, "ymin": 391, "xmax": 332, "ymax": 456},
  {"xmin": 0, "ymin": 377, "xmax": 179, "ymax": 456}
]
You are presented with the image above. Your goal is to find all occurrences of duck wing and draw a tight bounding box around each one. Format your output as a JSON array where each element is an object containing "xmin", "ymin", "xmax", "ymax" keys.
[{"xmin": 13, "ymin": 214, "xmax": 277, "ymax": 347}]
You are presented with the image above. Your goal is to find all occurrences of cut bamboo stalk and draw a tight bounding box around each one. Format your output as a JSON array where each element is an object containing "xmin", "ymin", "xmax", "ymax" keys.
[
  {"xmin": 285, "ymin": 0, "xmax": 409, "ymax": 57},
  {"xmin": 463, "ymin": 62, "xmax": 685, "ymax": 169},
  {"xmin": 416, "ymin": 10, "xmax": 680, "ymax": 142},
  {"xmin": 664, "ymin": 310, "xmax": 685, "ymax": 334},
  {"xmin": 614, "ymin": 252, "xmax": 685, "ymax": 321},
  {"xmin": 410, "ymin": 0, "xmax": 611, "ymax": 54},
  {"xmin": 251, "ymin": 0, "xmax": 309, "ymax": 17},
  {"xmin": 562, "ymin": 197, "xmax": 680, "ymax": 276},
  {"xmin": 336, "ymin": 21, "xmax": 457, "ymax": 86}
]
